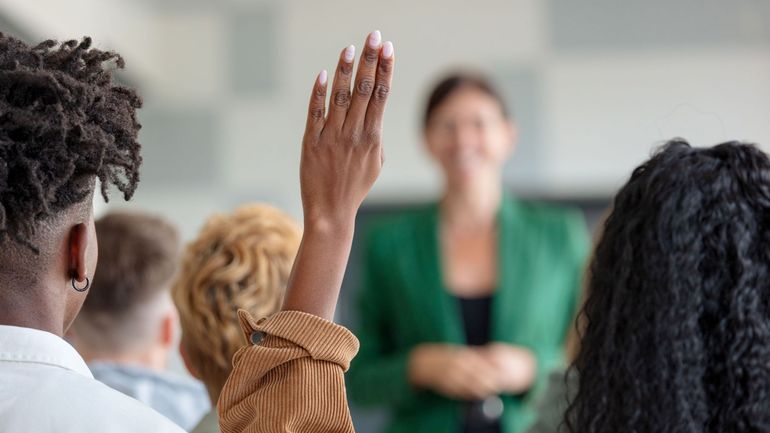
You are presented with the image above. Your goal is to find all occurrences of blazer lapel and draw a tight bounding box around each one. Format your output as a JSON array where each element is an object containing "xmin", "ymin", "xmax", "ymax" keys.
[
  {"xmin": 492, "ymin": 197, "xmax": 529, "ymax": 343},
  {"xmin": 418, "ymin": 203, "xmax": 465, "ymax": 345}
]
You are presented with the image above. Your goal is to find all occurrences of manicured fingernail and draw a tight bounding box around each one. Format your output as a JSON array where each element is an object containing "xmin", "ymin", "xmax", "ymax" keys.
[
  {"xmin": 318, "ymin": 70, "xmax": 327, "ymax": 85},
  {"xmin": 344, "ymin": 45, "xmax": 355, "ymax": 63},
  {"xmin": 368, "ymin": 30, "xmax": 382, "ymax": 48},
  {"xmin": 381, "ymin": 41, "xmax": 394, "ymax": 59}
]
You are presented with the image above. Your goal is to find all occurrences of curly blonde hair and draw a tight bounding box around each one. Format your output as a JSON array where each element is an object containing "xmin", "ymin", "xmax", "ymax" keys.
[{"xmin": 172, "ymin": 204, "xmax": 301, "ymax": 397}]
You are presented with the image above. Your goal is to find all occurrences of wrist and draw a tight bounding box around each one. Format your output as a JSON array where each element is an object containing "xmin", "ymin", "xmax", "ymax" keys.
[
  {"xmin": 303, "ymin": 213, "xmax": 356, "ymax": 237},
  {"xmin": 408, "ymin": 344, "xmax": 436, "ymax": 388}
]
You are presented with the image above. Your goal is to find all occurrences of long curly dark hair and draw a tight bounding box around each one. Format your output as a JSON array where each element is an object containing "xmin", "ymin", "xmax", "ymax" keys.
[
  {"xmin": 568, "ymin": 139, "xmax": 770, "ymax": 433},
  {"xmin": 0, "ymin": 33, "xmax": 142, "ymax": 251}
]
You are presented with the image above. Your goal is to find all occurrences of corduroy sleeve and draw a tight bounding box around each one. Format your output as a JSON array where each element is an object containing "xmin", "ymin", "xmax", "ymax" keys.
[{"xmin": 218, "ymin": 310, "xmax": 360, "ymax": 433}]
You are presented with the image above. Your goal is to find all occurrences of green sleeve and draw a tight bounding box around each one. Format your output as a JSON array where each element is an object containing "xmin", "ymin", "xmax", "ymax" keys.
[
  {"xmin": 527, "ymin": 209, "xmax": 590, "ymax": 403},
  {"xmin": 561, "ymin": 208, "xmax": 591, "ymax": 344},
  {"xmin": 346, "ymin": 225, "xmax": 424, "ymax": 409}
]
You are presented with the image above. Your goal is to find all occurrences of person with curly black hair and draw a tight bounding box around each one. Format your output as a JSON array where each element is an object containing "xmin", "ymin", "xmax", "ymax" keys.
[
  {"xmin": 0, "ymin": 30, "xmax": 396, "ymax": 433},
  {"xmin": 567, "ymin": 139, "xmax": 770, "ymax": 433}
]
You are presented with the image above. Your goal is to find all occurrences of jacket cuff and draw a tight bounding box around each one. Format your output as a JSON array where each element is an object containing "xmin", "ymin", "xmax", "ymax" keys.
[{"xmin": 237, "ymin": 309, "xmax": 360, "ymax": 370}]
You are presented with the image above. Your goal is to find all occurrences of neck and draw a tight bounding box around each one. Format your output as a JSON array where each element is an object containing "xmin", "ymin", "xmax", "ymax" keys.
[
  {"xmin": 441, "ymin": 176, "xmax": 502, "ymax": 230},
  {"xmin": 82, "ymin": 346, "xmax": 168, "ymax": 372},
  {"xmin": 0, "ymin": 284, "xmax": 66, "ymax": 337},
  {"xmin": 206, "ymin": 386, "xmax": 221, "ymax": 408}
]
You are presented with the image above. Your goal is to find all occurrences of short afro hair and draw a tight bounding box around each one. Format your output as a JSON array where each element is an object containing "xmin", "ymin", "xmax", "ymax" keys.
[{"xmin": 0, "ymin": 33, "xmax": 142, "ymax": 251}]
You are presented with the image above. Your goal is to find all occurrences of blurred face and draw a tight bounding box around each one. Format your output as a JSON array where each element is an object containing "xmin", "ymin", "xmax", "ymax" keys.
[{"xmin": 425, "ymin": 87, "xmax": 515, "ymax": 188}]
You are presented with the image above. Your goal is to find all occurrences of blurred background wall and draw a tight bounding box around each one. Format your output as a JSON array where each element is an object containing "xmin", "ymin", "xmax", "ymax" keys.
[
  {"xmin": 2, "ymin": 0, "xmax": 768, "ymax": 236},
  {"xmin": 1, "ymin": 0, "xmax": 769, "ymax": 430}
]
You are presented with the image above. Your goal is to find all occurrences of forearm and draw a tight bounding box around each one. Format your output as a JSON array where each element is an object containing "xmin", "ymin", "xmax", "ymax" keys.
[
  {"xmin": 281, "ymin": 217, "xmax": 355, "ymax": 320},
  {"xmin": 219, "ymin": 30, "xmax": 394, "ymax": 433},
  {"xmin": 219, "ymin": 311, "xmax": 358, "ymax": 433}
]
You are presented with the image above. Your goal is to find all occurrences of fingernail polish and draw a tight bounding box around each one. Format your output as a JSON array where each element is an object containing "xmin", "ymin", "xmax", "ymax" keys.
[
  {"xmin": 369, "ymin": 30, "xmax": 382, "ymax": 48},
  {"xmin": 318, "ymin": 70, "xmax": 327, "ymax": 85},
  {"xmin": 344, "ymin": 45, "xmax": 355, "ymax": 63},
  {"xmin": 382, "ymin": 41, "xmax": 394, "ymax": 59}
]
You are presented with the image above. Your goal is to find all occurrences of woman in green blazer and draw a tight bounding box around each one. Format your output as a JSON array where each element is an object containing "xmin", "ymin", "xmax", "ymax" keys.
[{"xmin": 347, "ymin": 72, "xmax": 589, "ymax": 433}]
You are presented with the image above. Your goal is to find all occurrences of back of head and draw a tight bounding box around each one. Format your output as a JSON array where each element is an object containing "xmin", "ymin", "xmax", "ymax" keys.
[
  {"xmin": 172, "ymin": 204, "xmax": 301, "ymax": 396},
  {"xmin": 570, "ymin": 139, "xmax": 770, "ymax": 433},
  {"xmin": 71, "ymin": 211, "xmax": 180, "ymax": 355},
  {"xmin": 0, "ymin": 33, "xmax": 141, "ymax": 264}
]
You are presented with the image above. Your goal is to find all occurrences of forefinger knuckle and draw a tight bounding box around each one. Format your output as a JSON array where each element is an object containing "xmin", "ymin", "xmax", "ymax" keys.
[
  {"xmin": 339, "ymin": 61, "xmax": 353, "ymax": 76},
  {"xmin": 309, "ymin": 107, "xmax": 325, "ymax": 121}
]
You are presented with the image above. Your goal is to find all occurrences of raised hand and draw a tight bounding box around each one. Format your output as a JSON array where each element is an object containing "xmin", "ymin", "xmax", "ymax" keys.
[
  {"xmin": 300, "ymin": 30, "xmax": 394, "ymax": 230},
  {"xmin": 282, "ymin": 31, "xmax": 395, "ymax": 320}
]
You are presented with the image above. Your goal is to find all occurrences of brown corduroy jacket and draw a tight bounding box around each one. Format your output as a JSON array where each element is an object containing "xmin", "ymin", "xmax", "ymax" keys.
[{"xmin": 218, "ymin": 310, "xmax": 360, "ymax": 433}]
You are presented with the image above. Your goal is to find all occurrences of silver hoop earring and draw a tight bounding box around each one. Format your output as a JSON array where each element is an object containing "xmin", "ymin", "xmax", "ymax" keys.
[{"xmin": 72, "ymin": 277, "xmax": 90, "ymax": 292}]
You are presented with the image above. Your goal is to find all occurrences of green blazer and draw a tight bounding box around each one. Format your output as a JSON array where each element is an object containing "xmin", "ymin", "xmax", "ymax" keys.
[{"xmin": 347, "ymin": 197, "xmax": 589, "ymax": 433}]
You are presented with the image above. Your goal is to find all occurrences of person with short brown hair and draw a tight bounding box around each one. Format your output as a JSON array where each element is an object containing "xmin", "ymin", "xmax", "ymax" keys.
[
  {"xmin": 172, "ymin": 203, "xmax": 301, "ymax": 433},
  {"xmin": 69, "ymin": 211, "xmax": 210, "ymax": 430}
]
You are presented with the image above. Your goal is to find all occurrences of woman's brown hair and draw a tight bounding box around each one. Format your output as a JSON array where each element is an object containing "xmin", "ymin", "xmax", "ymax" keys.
[{"xmin": 423, "ymin": 71, "xmax": 509, "ymax": 129}]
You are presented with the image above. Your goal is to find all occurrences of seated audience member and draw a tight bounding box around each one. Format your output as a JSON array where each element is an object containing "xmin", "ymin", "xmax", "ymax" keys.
[
  {"xmin": 0, "ymin": 33, "xmax": 182, "ymax": 432},
  {"xmin": 69, "ymin": 211, "xmax": 210, "ymax": 430},
  {"xmin": 172, "ymin": 204, "xmax": 301, "ymax": 433},
  {"xmin": 568, "ymin": 140, "xmax": 770, "ymax": 433},
  {"xmin": 0, "ymin": 29, "xmax": 394, "ymax": 433}
]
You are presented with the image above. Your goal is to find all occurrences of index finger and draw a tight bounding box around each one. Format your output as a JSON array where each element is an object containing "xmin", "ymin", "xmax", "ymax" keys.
[
  {"xmin": 363, "ymin": 41, "xmax": 394, "ymax": 136},
  {"xmin": 304, "ymin": 70, "xmax": 328, "ymax": 139}
]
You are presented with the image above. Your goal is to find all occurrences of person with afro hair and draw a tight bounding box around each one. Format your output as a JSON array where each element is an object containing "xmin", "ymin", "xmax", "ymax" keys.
[
  {"xmin": 0, "ymin": 29, "xmax": 396, "ymax": 433},
  {"xmin": 0, "ymin": 33, "xmax": 180, "ymax": 432}
]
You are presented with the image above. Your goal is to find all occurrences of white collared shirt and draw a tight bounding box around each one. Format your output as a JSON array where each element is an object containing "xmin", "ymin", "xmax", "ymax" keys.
[{"xmin": 0, "ymin": 325, "xmax": 184, "ymax": 433}]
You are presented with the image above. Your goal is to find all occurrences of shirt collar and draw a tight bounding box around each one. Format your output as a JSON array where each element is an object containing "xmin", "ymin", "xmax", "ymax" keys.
[{"xmin": 0, "ymin": 324, "xmax": 93, "ymax": 378}]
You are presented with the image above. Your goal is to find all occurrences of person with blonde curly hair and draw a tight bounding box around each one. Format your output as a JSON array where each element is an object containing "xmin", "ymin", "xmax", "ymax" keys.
[{"xmin": 172, "ymin": 204, "xmax": 301, "ymax": 433}]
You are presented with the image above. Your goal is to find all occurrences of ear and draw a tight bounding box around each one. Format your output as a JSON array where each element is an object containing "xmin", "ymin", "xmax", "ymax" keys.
[
  {"xmin": 423, "ymin": 129, "xmax": 441, "ymax": 160},
  {"xmin": 179, "ymin": 341, "xmax": 201, "ymax": 380},
  {"xmin": 68, "ymin": 223, "xmax": 90, "ymax": 284},
  {"xmin": 159, "ymin": 310, "xmax": 175, "ymax": 348}
]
